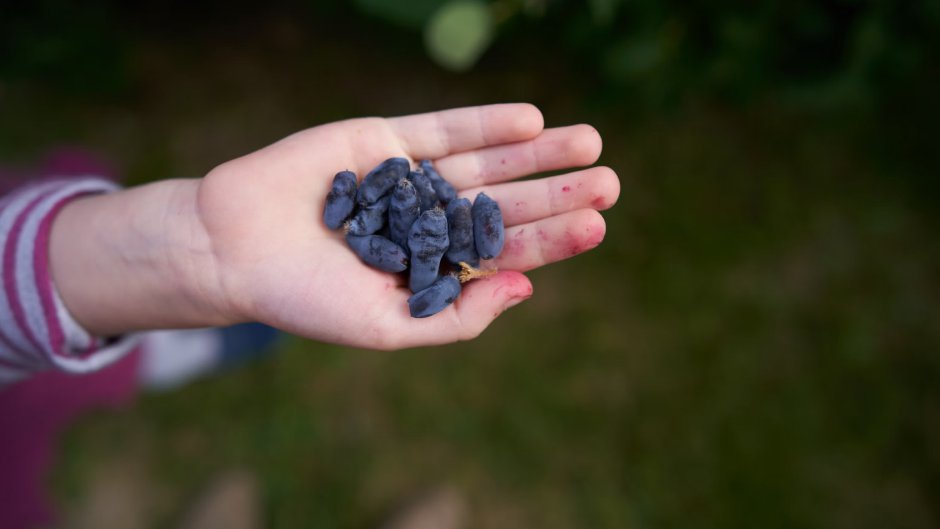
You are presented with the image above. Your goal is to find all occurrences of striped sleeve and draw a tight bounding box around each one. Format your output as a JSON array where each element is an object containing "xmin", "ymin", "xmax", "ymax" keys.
[{"xmin": 0, "ymin": 177, "xmax": 140, "ymax": 386}]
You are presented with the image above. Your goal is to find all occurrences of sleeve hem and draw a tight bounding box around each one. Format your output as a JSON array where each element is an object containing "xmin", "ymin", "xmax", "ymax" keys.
[{"xmin": 0, "ymin": 177, "xmax": 141, "ymax": 381}]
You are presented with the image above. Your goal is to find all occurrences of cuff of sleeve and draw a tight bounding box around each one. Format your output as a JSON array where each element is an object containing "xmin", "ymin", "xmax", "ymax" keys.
[{"xmin": 0, "ymin": 177, "xmax": 141, "ymax": 378}]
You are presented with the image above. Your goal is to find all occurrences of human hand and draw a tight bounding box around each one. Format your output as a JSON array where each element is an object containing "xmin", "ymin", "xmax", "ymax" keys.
[
  {"xmin": 49, "ymin": 104, "xmax": 618, "ymax": 348},
  {"xmin": 197, "ymin": 104, "xmax": 619, "ymax": 349}
]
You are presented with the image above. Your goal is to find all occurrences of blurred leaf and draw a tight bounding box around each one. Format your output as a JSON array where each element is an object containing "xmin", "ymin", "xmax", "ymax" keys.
[
  {"xmin": 424, "ymin": 0, "xmax": 494, "ymax": 72},
  {"xmin": 521, "ymin": 0, "xmax": 548, "ymax": 17},
  {"xmin": 352, "ymin": 0, "xmax": 450, "ymax": 29},
  {"xmin": 588, "ymin": 0, "xmax": 621, "ymax": 26}
]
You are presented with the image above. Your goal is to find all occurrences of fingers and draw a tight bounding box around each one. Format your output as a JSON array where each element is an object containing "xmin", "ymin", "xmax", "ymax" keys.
[
  {"xmin": 444, "ymin": 271, "xmax": 533, "ymax": 342},
  {"xmin": 435, "ymin": 124, "xmax": 602, "ymax": 189},
  {"xmin": 458, "ymin": 166, "xmax": 620, "ymax": 227},
  {"xmin": 389, "ymin": 103, "xmax": 544, "ymax": 160},
  {"xmin": 341, "ymin": 208, "xmax": 606, "ymax": 350},
  {"xmin": 496, "ymin": 209, "xmax": 607, "ymax": 272}
]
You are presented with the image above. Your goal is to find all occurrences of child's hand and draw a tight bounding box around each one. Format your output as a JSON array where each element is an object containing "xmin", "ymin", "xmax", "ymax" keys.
[
  {"xmin": 50, "ymin": 104, "xmax": 619, "ymax": 349},
  {"xmin": 196, "ymin": 104, "xmax": 619, "ymax": 349}
]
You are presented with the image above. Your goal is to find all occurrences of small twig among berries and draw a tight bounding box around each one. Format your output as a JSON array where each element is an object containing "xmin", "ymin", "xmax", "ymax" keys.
[{"xmin": 457, "ymin": 261, "xmax": 497, "ymax": 283}]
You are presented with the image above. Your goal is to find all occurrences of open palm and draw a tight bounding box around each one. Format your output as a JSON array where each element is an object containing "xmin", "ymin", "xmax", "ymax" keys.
[{"xmin": 196, "ymin": 104, "xmax": 619, "ymax": 349}]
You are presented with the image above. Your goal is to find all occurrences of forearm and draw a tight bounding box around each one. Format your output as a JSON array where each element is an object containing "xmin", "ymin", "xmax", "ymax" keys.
[{"xmin": 49, "ymin": 178, "xmax": 234, "ymax": 336}]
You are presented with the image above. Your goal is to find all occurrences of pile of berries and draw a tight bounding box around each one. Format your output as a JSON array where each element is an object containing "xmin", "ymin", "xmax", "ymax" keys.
[{"xmin": 323, "ymin": 157, "xmax": 505, "ymax": 318}]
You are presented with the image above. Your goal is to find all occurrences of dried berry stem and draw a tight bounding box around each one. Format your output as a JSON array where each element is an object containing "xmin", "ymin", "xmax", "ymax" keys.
[{"xmin": 457, "ymin": 261, "xmax": 497, "ymax": 283}]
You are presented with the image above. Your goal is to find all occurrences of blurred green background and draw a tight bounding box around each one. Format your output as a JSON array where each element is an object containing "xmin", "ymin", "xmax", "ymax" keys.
[{"xmin": 2, "ymin": 0, "xmax": 939, "ymax": 528}]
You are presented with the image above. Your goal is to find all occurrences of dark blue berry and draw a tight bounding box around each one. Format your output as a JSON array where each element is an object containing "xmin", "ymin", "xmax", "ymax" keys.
[
  {"xmin": 345, "ymin": 234, "xmax": 408, "ymax": 273},
  {"xmin": 471, "ymin": 192, "xmax": 504, "ymax": 260},
  {"xmin": 357, "ymin": 157, "xmax": 409, "ymax": 205},
  {"xmin": 323, "ymin": 170, "xmax": 358, "ymax": 229},
  {"xmin": 389, "ymin": 178, "xmax": 420, "ymax": 251},
  {"xmin": 419, "ymin": 160, "xmax": 457, "ymax": 204},
  {"xmin": 346, "ymin": 195, "xmax": 390, "ymax": 236},
  {"xmin": 408, "ymin": 275, "xmax": 461, "ymax": 318},
  {"xmin": 407, "ymin": 208, "xmax": 449, "ymax": 293},
  {"xmin": 444, "ymin": 198, "xmax": 479, "ymax": 267},
  {"xmin": 406, "ymin": 169, "xmax": 439, "ymax": 212}
]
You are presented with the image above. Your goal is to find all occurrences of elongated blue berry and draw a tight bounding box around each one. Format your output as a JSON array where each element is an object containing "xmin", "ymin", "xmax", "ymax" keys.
[
  {"xmin": 472, "ymin": 192, "xmax": 504, "ymax": 259},
  {"xmin": 408, "ymin": 275, "xmax": 461, "ymax": 318},
  {"xmin": 346, "ymin": 195, "xmax": 390, "ymax": 236},
  {"xmin": 444, "ymin": 198, "xmax": 478, "ymax": 266},
  {"xmin": 419, "ymin": 160, "xmax": 457, "ymax": 204},
  {"xmin": 407, "ymin": 169, "xmax": 438, "ymax": 212},
  {"xmin": 323, "ymin": 170, "xmax": 357, "ymax": 229},
  {"xmin": 389, "ymin": 178, "xmax": 420, "ymax": 251},
  {"xmin": 407, "ymin": 208, "xmax": 449, "ymax": 293},
  {"xmin": 357, "ymin": 157, "xmax": 409, "ymax": 205},
  {"xmin": 345, "ymin": 234, "xmax": 408, "ymax": 273}
]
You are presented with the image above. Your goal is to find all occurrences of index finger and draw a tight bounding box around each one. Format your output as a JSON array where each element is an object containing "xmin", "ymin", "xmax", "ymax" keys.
[{"xmin": 388, "ymin": 103, "xmax": 544, "ymax": 160}]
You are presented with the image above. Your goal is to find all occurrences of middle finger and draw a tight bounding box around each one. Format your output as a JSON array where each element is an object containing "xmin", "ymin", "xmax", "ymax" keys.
[
  {"xmin": 457, "ymin": 166, "xmax": 620, "ymax": 227},
  {"xmin": 434, "ymin": 124, "xmax": 602, "ymax": 189}
]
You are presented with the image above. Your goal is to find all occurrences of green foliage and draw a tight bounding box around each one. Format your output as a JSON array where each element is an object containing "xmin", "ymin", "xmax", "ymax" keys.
[
  {"xmin": 424, "ymin": 0, "xmax": 494, "ymax": 71},
  {"xmin": 0, "ymin": 1, "xmax": 128, "ymax": 97},
  {"xmin": 352, "ymin": 0, "xmax": 450, "ymax": 29},
  {"xmin": 352, "ymin": 0, "xmax": 940, "ymax": 109},
  {"xmin": 3, "ymin": 1, "xmax": 936, "ymax": 110},
  {"xmin": 588, "ymin": 0, "xmax": 622, "ymax": 26}
]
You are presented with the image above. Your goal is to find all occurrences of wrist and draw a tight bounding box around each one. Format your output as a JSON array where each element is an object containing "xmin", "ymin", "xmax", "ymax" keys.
[{"xmin": 49, "ymin": 178, "xmax": 236, "ymax": 336}]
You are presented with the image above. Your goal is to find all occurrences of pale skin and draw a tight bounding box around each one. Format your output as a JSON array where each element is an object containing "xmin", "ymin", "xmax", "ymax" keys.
[{"xmin": 48, "ymin": 103, "xmax": 620, "ymax": 350}]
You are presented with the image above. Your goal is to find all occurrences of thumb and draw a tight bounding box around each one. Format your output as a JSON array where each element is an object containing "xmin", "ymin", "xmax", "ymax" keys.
[{"xmin": 449, "ymin": 270, "xmax": 533, "ymax": 340}]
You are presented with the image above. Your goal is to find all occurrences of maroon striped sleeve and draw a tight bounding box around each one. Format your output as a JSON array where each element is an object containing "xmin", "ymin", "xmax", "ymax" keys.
[{"xmin": 0, "ymin": 178, "xmax": 140, "ymax": 387}]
